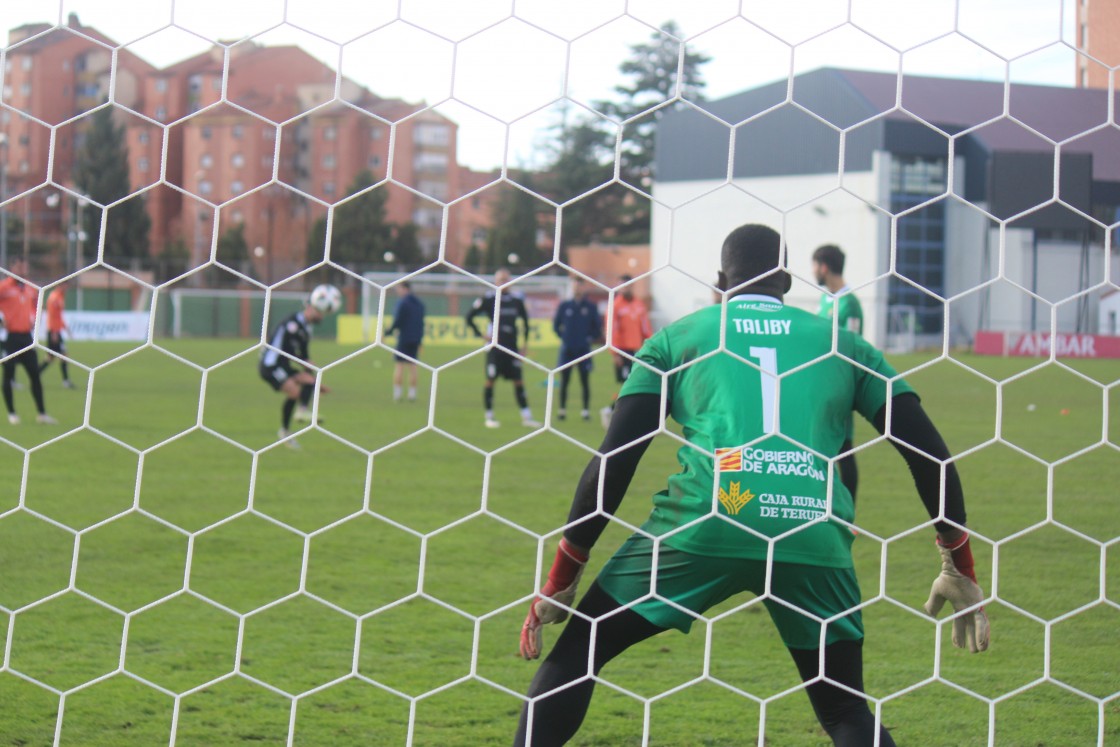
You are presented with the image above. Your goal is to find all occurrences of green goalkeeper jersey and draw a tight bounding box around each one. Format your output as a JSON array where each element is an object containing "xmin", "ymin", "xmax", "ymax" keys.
[
  {"xmin": 818, "ymin": 288, "xmax": 863, "ymax": 335},
  {"xmin": 619, "ymin": 294, "xmax": 912, "ymax": 568}
]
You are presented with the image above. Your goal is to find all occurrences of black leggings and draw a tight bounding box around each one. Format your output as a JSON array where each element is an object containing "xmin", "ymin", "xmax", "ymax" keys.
[
  {"xmin": 2, "ymin": 332, "xmax": 46, "ymax": 416},
  {"xmin": 514, "ymin": 582, "xmax": 895, "ymax": 747}
]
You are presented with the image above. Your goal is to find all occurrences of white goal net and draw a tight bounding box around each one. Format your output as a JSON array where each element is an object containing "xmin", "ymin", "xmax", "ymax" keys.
[{"xmin": 1, "ymin": 2, "xmax": 1117, "ymax": 747}]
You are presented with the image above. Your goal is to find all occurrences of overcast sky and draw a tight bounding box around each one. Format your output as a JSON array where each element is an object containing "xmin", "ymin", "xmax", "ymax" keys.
[{"xmin": 0, "ymin": 0, "xmax": 1080, "ymax": 170}]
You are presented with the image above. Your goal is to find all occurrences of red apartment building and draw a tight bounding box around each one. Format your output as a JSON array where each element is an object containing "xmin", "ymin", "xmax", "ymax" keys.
[
  {"xmin": 1, "ymin": 13, "xmax": 492, "ymax": 282},
  {"xmin": 1077, "ymin": 0, "xmax": 1120, "ymax": 89}
]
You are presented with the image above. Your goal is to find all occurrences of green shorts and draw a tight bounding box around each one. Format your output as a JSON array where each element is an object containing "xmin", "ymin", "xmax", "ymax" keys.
[{"xmin": 596, "ymin": 534, "xmax": 863, "ymax": 650}]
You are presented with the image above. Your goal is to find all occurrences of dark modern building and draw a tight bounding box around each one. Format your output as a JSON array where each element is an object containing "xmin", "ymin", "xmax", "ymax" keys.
[{"xmin": 652, "ymin": 67, "xmax": 1120, "ymax": 349}]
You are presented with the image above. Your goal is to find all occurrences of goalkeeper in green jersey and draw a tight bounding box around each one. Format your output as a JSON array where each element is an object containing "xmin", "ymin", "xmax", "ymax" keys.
[
  {"xmin": 813, "ymin": 243, "xmax": 864, "ymax": 504},
  {"xmin": 514, "ymin": 224, "xmax": 989, "ymax": 747}
]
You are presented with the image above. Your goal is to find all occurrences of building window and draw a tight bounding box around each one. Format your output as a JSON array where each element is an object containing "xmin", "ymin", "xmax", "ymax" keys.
[
  {"xmin": 138, "ymin": 157, "xmax": 149, "ymax": 172},
  {"xmin": 888, "ymin": 156, "xmax": 948, "ymax": 336},
  {"xmin": 415, "ymin": 151, "xmax": 448, "ymax": 172},
  {"xmin": 323, "ymin": 182, "xmax": 336, "ymax": 196},
  {"xmin": 212, "ymin": 77, "xmax": 222, "ymax": 91},
  {"xmin": 231, "ymin": 180, "xmax": 244, "ymax": 195},
  {"xmin": 21, "ymin": 57, "xmax": 31, "ymax": 71},
  {"xmin": 419, "ymin": 180, "xmax": 448, "ymax": 199},
  {"xmin": 155, "ymin": 79, "xmax": 168, "ymax": 93},
  {"xmin": 323, "ymin": 125, "xmax": 337, "ymax": 141},
  {"xmin": 20, "ymin": 83, "xmax": 30, "ymax": 97},
  {"xmin": 414, "ymin": 122, "xmax": 450, "ymax": 146},
  {"xmin": 138, "ymin": 131, "xmax": 150, "ymax": 145},
  {"xmin": 231, "ymin": 153, "xmax": 244, "ymax": 168},
  {"xmin": 889, "ymin": 155, "xmax": 946, "ymax": 195},
  {"xmin": 369, "ymin": 154, "xmax": 382, "ymax": 169},
  {"xmin": 155, "ymin": 106, "xmax": 167, "ymax": 122},
  {"xmin": 370, "ymin": 126, "xmax": 383, "ymax": 140},
  {"xmin": 198, "ymin": 180, "xmax": 213, "ymax": 195},
  {"xmin": 263, "ymin": 128, "xmax": 275, "ymax": 140},
  {"xmin": 232, "ymin": 124, "xmax": 243, "ymax": 139},
  {"xmin": 200, "ymin": 153, "xmax": 213, "ymax": 169},
  {"xmin": 322, "ymin": 153, "xmax": 336, "ymax": 169},
  {"xmin": 201, "ymin": 126, "xmax": 212, "ymax": 140}
]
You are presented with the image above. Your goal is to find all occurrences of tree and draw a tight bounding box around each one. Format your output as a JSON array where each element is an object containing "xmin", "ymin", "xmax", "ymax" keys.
[
  {"xmin": 536, "ymin": 112, "xmax": 620, "ymax": 251},
  {"xmin": 595, "ymin": 20, "xmax": 710, "ymax": 185},
  {"xmin": 462, "ymin": 243, "xmax": 484, "ymax": 272},
  {"xmin": 487, "ymin": 175, "xmax": 543, "ymax": 270},
  {"xmin": 73, "ymin": 105, "xmax": 150, "ymax": 263},
  {"xmin": 157, "ymin": 238, "xmax": 190, "ymax": 283},
  {"xmin": 387, "ymin": 222, "xmax": 422, "ymax": 268},
  {"xmin": 535, "ymin": 22, "xmax": 710, "ymax": 247},
  {"xmin": 307, "ymin": 169, "xmax": 391, "ymax": 268},
  {"xmin": 216, "ymin": 222, "xmax": 250, "ymax": 282}
]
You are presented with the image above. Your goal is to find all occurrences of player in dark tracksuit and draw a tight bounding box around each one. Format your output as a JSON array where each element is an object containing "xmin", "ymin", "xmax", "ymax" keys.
[
  {"xmin": 387, "ymin": 281, "xmax": 426, "ymax": 402},
  {"xmin": 552, "ymin": 278, "xmax": 601, "ymax": 421}
]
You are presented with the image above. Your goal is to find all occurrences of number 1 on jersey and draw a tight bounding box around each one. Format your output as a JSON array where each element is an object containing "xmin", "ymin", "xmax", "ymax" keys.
[{"xmin": 749, "ymin": 346, "xmax": 778, "ymax": 434}]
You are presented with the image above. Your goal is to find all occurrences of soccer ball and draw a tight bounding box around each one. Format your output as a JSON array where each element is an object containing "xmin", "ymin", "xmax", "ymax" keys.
[{"xmin": 309, "ymin": 284, "xmax": 342, "ymax": 314}]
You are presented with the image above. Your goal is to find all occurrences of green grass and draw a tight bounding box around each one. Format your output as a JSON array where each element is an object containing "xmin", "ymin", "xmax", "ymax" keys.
[{"xmin": 1, "ymin": 340, "xmax": 1118, "ymax": 746}]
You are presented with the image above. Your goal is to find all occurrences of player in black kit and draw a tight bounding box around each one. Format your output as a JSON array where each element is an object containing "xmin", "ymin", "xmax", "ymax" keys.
[
  {"xmin": 465, "ymin": 268, "xmax": 541, "ymax": 428},
  {"xmin": 259, "ymin": 284, "xmax": 340, "ymax": 448}
]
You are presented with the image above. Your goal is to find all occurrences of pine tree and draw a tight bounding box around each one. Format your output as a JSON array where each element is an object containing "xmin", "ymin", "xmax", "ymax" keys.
[
  {"xmin": 73, "ymin": 106, "xmax": 150, "ymax": 263},
  {"xmin": 536, "ymin": 22, "xmax": 709, "ymax": 247},
  {"xmin": 596, "ymin": 20, "xmax": 710, "ymax": 185}
]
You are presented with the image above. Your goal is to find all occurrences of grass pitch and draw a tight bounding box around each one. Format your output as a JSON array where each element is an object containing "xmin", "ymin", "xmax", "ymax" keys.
[{"xmin": 1, "ymin": 339, "xmax": 1118, "ymax": 746}]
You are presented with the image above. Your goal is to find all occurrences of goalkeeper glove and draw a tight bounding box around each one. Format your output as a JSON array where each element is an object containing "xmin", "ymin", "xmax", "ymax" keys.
[
  {"xmin": 519, "ymin": 538, "xmax": 588, "ymax": 660},
  {"xmin": 924, "ymin": 532, "xmax": 991, "ymax": 653}
]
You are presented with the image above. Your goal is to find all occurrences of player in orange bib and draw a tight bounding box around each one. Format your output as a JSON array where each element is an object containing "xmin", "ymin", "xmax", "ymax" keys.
[
  {"xmin": 599, "ymin": 274, "xmax": 652, "ymax": 427},
  {"xmin": 0, "ymin": 258, "xmax": 55, "ymax": 425},
  {"xmin": 39, "ymin": 280, "xmax": 74, "ymax": 388}
]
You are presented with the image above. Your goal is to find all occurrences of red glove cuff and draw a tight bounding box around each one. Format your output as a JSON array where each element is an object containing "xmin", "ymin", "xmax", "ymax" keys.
[
  {"xmin": 543, "ymin": 538, "xmax": 588, "ymax": 592},
  {"xmin": 937, "ymin": 532, "xmax": 977, "ymax": 583}
]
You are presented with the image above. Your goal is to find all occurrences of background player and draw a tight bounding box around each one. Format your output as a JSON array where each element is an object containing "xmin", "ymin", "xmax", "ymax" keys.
[
  {"xmin": 515, "ymin": 224, "xmax": 989, "ymax": 747},
  {"xmin": 0, "ymin": 257, "xmax": 55, "ymax": 425},
  {"xmin": 552, "ymin": 277, "xmax": 601, "ymax": 421},
  {"xmin": 813, "ymin": 244, "xmax": 864, "ymax": 502},
  {"xmin": 39, "ymin": 280, "xmax": 75, "ymax": 388},
  {"xmin": 600, "ymin": 273, "xmax": 651, "ymax": 427},
  {"xmin": 465, "ymin": 267, "xmax": 540, "ymax": 429},
  {"xmin": 258, "ymin": 284, "xmax": 339, "ymax": 448},
  {"xmin": 386, "ymin": 281, "xmax": 426, "ymax": 403}
]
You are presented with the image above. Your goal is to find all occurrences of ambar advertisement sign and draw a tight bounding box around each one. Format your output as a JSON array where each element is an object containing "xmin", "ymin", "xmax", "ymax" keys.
[{"xmin": 974, "ymin": 330, "xmax": 1120, "ymax": 358}]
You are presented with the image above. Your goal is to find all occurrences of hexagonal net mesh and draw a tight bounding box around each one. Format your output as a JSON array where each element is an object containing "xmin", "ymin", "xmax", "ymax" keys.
[{"xmin": 0, "ymin": 2, "xmax": 1118, "ymax": 746}]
